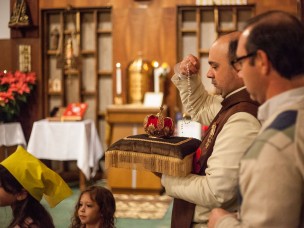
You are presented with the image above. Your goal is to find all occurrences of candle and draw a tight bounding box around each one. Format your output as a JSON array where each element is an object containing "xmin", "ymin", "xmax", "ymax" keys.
[
  {"xmin": 154, "ymin": 67, "xmax": 162, "ymax": 93},
  {"xmin": 116, "ymin": 63, "xmax": 122, "ymax": 95},
  {"xmin": 153, "ymin": 61, "xmax": 160, "ymax": 93}
]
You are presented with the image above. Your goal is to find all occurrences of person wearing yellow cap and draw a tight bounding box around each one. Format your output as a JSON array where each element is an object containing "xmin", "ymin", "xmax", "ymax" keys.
[{"xmin": 0, "ymin": 146, "xmax": 73, "ymax": 228}]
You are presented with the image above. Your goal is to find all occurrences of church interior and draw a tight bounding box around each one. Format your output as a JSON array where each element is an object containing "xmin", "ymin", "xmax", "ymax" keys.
[{"xmin": 0, "ymin": 0, "xmax": 301, "ymax": 227}]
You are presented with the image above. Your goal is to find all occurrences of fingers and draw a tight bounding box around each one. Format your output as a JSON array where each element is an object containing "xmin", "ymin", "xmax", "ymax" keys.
[{"xmin": 179, "ymin": 54, "xmax": 200, "ymax": 75}]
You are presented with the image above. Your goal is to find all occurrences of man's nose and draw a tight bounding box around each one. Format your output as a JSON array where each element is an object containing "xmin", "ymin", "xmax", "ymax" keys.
[
  {"xmin": 206, "ymin": 68, "xmax": 213, "ymax": 78},
  {"xmin": 236, "ymin": 70, "xmax": 243, "ymax": 78}
]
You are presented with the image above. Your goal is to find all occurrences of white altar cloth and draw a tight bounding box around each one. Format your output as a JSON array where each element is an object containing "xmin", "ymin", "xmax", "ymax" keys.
[
  {"xmin": 0, "ymin": 122, "xmax": 26, "ymax": 147},
  {"xmin": 27, "ymin": 119, "xmax": 103, "ymax": 180}
]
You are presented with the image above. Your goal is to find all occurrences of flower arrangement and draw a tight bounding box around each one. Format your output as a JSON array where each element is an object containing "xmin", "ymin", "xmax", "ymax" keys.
[{"xmin": 0, "ymin": 70, "xmax": 37, "ymax": 123}]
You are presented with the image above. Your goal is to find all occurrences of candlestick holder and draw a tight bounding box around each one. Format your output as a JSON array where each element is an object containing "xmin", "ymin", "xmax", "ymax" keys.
[{"xmin": 114, "ymin": 95, "xmax": 123, "ymax": 105}]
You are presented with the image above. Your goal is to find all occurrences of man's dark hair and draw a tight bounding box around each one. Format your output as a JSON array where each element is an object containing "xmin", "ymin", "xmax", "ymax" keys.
[
  {"xmin": 244, "ymin": 10, "xmax": 304, "ymax": 79},
  {"xmin": 228, "ymin": 38, "xmax": 238, "ymax": 64}
]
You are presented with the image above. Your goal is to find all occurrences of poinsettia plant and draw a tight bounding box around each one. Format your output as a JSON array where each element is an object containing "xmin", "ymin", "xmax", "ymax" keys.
[{"xmin": 0, "ymin": 70, "xmax": 37, "ymax": 122}]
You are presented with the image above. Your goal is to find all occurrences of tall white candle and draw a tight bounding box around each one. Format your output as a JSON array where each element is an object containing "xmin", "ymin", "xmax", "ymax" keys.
[
  {"xmin": 153, "ymin": 61, "xmax": 160, "ymax": 93},
  {"xmin": 154, "ymin": 67, "xmax": 162, "ymax": 93},
  {"xmin": 116, "ymin": 63, "xmax": 122, "ymax": 95}
]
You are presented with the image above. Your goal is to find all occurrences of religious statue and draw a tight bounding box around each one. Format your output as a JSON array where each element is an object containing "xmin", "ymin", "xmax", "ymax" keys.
[
  {"xmin": 65, "ymin": 37, "xmax": 74, "ymax": 69},
  {"xmin": 9, "ymin": 0, "xmax": 31, "ymax": 28}
]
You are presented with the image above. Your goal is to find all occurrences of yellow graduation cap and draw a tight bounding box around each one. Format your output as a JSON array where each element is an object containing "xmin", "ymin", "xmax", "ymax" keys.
[{"xmin": 0, "ymin": 146, "xmax": 72, "ymax": 208}]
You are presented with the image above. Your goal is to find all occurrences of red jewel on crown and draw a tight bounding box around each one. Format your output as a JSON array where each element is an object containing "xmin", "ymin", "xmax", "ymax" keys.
[{"xmin": 143, "ymin": 106, "xmax": 175, "ymax": 138}]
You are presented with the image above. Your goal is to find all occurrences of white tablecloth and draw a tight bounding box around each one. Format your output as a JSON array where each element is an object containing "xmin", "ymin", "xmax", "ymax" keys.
[
  {"xmin": 0, "ymin": 122, "xmax": 26, "ymax": 147},
  {"xmin": 27, "ymin": 119, "xmax": 104, "ymax": 180}
]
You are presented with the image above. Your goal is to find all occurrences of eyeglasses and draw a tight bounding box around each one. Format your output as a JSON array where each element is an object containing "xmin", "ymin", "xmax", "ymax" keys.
[{"xmin": 231, "ymin": 51, "xmax": 257, "ymax": 71}]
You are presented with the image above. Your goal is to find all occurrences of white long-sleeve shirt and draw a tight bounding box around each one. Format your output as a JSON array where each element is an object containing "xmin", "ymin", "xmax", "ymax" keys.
[{"xmin": 161, "ymin": 73, "xmax": 261, "ymax": 226}]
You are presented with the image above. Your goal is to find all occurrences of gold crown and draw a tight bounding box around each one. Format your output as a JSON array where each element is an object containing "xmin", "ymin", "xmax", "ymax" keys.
[{"xmin": 143, "ymin": 106, "xmax": 175, "ymax": 138}]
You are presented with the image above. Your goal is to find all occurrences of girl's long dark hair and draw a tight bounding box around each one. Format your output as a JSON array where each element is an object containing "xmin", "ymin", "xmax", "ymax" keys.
[
  {"xmin": 70, "ymin": 185, "xmax": 116, "ymax": 228},
  {"xmin": 0, "ymin": 165, "xmax": 55, "ymax": 228}
]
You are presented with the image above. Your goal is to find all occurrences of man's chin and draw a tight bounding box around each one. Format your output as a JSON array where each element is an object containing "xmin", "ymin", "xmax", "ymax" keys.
[
  {"xmin": 214, "ymin": 88, "xmax": 221, "ymax": 95},
  {"xmin": 208, "ymin": 86, "xmax": 219, "ymax": 95}
]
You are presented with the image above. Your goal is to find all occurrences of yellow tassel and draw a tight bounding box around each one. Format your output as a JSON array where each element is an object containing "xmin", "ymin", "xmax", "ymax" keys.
[{"xmin": 105, "ymin": 150, "xmax": 194, "ymax": 177}]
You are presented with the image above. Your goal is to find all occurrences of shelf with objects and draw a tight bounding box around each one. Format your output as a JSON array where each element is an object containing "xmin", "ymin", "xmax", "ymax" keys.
[
  {"xmin": 41, "ymin": 7, "xmax": 112, "ymax": 186},
  {"xmin": 41, "ymin": 7, "xmax": 112, "ymax": 149}
]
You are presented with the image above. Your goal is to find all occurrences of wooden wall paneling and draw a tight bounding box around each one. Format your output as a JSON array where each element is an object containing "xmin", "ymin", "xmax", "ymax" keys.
[
  {"xmin": 0, "ymin": 40, "xmax": 12, "ymax": 71},
  {"xmin": 112, "ymin": 6, "xmax": 177, "ymax": 116},
  {"xmin": 40, "ymin": 0, "xmax": 111, "ymax": 9},
  {"xmin": 248, "ymin": 0, "xmax": 297, "ymax": 15},
  {"xmin": 111, "ymin": 8, "xmax": 128, "ymax": 104}
]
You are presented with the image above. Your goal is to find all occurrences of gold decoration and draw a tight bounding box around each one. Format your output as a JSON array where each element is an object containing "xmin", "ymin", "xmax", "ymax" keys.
[
  {"xmin": 19, "ymin": 45, "xmax": 31, "ymax": 72},
  {"xmin": 205, "ymin": 123, "xmax": 217, "ymax": 149},
  {"xmin": 127, "ymin": 53, "xmax": 153, "ymax": 104},
  {"xmin": 9, "ymin": 0, "xmax": 31, "ymax": 28},
  {"xmin": 143, "ymin": 106, "xmax": 175, "ymax": 138}
]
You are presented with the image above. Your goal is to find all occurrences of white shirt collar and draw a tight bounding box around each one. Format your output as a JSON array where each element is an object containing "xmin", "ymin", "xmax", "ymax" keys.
[{"xmin": 225, "ymin": 86, "xmax": 247, "ymax": 99}]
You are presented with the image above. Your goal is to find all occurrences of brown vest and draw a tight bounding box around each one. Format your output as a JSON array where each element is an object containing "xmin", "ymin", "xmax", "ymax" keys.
[{"xmin": 171, "ymin": 89, "xmax": 259, "ymax": 228}]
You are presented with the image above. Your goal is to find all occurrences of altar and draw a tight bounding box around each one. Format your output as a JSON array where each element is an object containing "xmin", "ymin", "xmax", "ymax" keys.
[
  {"xmin": 106, "ymin": 104, "xmax": 163, "ymax": 194},
  {"xmin": 27, "ymin": 119, "xmax": 104, "ymax": 190}
]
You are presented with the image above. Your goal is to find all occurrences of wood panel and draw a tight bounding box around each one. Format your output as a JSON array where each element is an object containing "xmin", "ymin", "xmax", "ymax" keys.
[
  {"xmin": 112, "ymin": 7, "xmax": 177, "ymax": 111},
  {"xmin": 0, "ymin": 40, "xmax": 12, "ymax": 71},
  {"xmin": 248, "ymin": 0, "xmax": 297, "ymax": 15}
]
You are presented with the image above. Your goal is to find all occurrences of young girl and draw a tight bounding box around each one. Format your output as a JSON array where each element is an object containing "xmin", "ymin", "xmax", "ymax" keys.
[
  {"xmin": 0, "ymin": 146, "xmax": 72, "ymax": 228},
  {"xmin": 70, "ymin": 186, "xmax": 116, "ymax": 228}
]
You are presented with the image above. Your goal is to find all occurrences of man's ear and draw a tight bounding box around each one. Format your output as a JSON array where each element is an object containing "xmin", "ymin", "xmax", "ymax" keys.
[
  {"xmin": 256, "ymin": 50, "xmax": 271, "ymax": 75},
  {"xmin": 16, "ymin": 189, "xmax": 29, "ymax": 201}
]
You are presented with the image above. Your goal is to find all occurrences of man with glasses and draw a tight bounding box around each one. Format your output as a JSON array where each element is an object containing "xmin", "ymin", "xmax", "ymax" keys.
[
  {"xmin": 161, "ymin": 32, "xmax": 261, "ymax": 227},
  {"xmin": 230, "ymin": 51, "xmax": 257, "ymax": 72},
  {"xmin": 208, "ymin": 10, "xmax": 304, "ymax": 228}
]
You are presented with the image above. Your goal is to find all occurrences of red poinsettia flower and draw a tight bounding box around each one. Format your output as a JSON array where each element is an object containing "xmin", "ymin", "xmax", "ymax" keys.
[
  {"xmin": 0, "ymin": 91, "xmax": 14, "ymax": 103},
  {"xmin": 0, "ymin": 70, "xmax": 37, "ymax": 122},
  {"xmin": 0, "ymin": 72, "xmax": 15, "ymax": 85}
]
